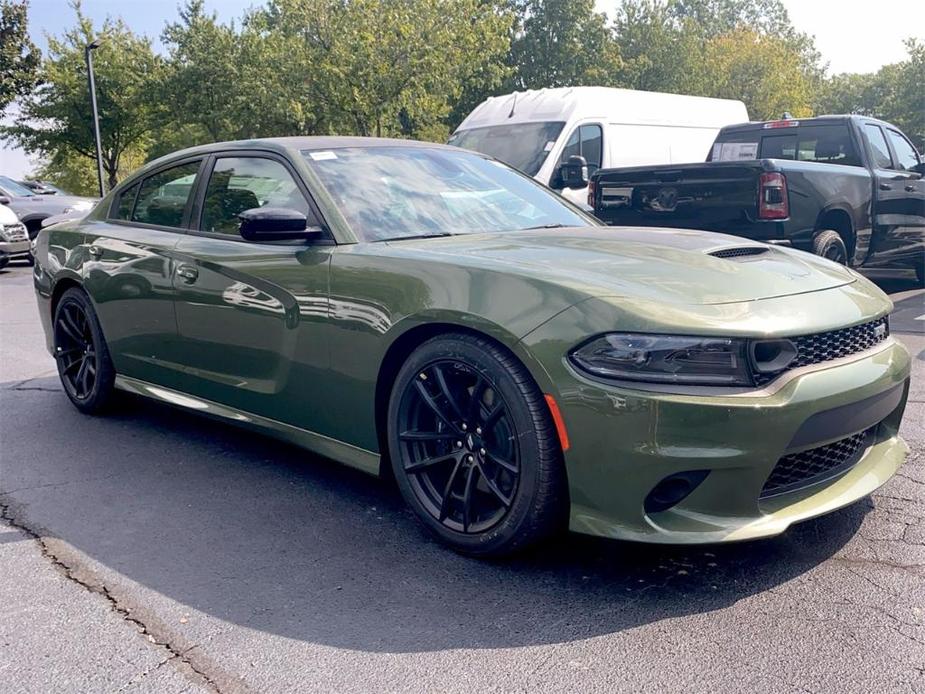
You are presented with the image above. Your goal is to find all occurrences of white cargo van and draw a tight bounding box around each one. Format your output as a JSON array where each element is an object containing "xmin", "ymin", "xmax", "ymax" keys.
[{"xmin": 448, "ymin": 86, "xmax": 748, "ymax": 205}]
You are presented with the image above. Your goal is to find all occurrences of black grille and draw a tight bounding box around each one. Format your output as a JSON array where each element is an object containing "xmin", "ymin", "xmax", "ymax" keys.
[
  {"xmin": 753, "ymin": 316, "xmax": 890, "ymax": 386},
  {"xmin": 791, "ymin": 316, "xmax": 889, "ymax": 368},
  {"xmin": 710, "ymin": 247, "xmax": 769, "ymax": 259},
  {"xmin": 760, "ymin": 428, "xmax": 873, "ymax": 498}
]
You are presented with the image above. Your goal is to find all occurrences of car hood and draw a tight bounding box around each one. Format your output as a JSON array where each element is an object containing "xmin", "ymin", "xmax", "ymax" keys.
[
  {"xmin": 9, "ymin": 194, "xmax": 97, "ymax": 215},
  {"xmin": 386, "ymin": 227, "xmax": 857, "ymax": 305}
]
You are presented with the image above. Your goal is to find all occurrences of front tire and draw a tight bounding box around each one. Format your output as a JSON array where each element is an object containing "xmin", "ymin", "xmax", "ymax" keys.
[
  {"xmin": 53, "ymin": 288, "xmax": 116, "ymax": 414},
  {"xmin": 813, "ymin": 229, "xmax": 848, "ymax": 264},
  {"xmin": 387, "ymin": 333, "xmax": 568, "ymax": 557}
]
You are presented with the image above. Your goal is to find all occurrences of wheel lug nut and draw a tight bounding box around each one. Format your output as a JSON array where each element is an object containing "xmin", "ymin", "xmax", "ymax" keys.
[
  {"xmin": 456, "ymin": 441, "xmax": 462, "ymax": 448},
  {"xmin": 467, "ymin": 455, "xmax": 473, "ymax": 462},
  {"xmin": 461, "ymin": 423, "xmax": 467, "ymax": 431},
  {"xmin": 419, "ymin": 372, "xmax": 427, "ymax": 380},
  {"xmin": 475, "ymin": 426, "xmax": 482, "ymax": 435},
  {"xmin": 480, "ymin": 448, "xmax": 486, "ymax": 455}
]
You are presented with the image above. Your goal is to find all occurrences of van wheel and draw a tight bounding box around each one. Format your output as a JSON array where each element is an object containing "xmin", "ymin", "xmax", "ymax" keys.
[{"xmin": 813, "ymin": 230, "xmax": 848, "ymax": 265}]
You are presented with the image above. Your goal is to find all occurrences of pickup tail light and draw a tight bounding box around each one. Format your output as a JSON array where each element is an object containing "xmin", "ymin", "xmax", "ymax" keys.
[
  {"xmin": 758, "ymin": 172, "xmax": 789, "ymax": 220},
  {"xmin": 587, "ymin": 179, "xmax": 596, "ymax": 208}
]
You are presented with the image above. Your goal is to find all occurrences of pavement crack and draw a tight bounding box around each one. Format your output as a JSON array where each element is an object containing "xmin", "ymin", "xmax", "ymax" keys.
[{"xmin": 0, "ymin": 500, "xmax": 227, "ymax": 694}]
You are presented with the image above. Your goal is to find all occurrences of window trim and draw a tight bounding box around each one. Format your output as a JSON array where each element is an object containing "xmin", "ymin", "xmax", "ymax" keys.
[
  {"xmin": 106, "ymin": 156, "xmax": 207, "ymax": 234},
  {"xmin": 188, "ymin": 150, "xmax": 335, "ymax": 244},
  {"xmin": 863, "ymin": 123, "xmax": 894, "ymax": 171}
]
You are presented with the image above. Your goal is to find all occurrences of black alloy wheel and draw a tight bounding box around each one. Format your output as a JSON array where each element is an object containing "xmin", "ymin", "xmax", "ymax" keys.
[
  {"xmin": 812, "ymin": 229, "xmax": 848, "ymax": 265},
  {"xmin": 398, "ymin": 359, "xmax": 519, "ymax": 534},
  {"xmin": 53, "ymin": 288, "xmax": 116, "ymax": 413},
  {"xmin": 388, "ymin": 333, "xmax": 567, "ymax": 556}
]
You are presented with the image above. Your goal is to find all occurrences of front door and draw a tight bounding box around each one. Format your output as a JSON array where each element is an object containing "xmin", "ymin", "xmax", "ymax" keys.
[
  {"xmin": 170, "ymin": 153, "xmax": 334, "ymax": 430},
  {"xmin": 864, "ymin": 123, "xmax": 925, "ymax": 268}
]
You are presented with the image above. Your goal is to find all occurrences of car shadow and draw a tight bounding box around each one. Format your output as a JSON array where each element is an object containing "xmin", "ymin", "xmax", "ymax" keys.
[{"xmin": 1, "ymin": 378, "xmax": 869, "ymax": 654}]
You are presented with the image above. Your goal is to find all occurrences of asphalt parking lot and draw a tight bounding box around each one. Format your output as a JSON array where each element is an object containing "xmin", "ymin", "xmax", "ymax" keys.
[{"xmin": 1, "ymin": 262, "xmax": 923, "ymax": 693}]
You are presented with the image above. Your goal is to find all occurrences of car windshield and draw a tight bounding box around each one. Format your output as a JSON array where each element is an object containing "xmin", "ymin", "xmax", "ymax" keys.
[
  {"xmin": 0, "ymin": 175, "xmax": 35, "ymax": 197},
  {"xmin": 302, "ymin": 145, "xmax": 594, "ymax": 242},
  {"xmin": 447, "ymin": 122, "xmax": 565, "ymax": 176}
]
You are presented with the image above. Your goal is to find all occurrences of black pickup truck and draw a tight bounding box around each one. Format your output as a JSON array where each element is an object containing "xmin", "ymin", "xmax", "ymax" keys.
[{"xmin": 589, "ymin": 115, "xmax": 925, "ymax": 282}]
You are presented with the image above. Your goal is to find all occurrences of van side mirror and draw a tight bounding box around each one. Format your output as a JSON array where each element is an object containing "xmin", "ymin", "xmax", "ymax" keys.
[
  {"xmin": 238, "ymin": 207, "xmax": 323, "ymax": 242},
  {"xmin": 0, "ymin": 196, "xmax": 10, "ymax": 205},
  {"xmin": 558, "ymin": 155, "xmax": 590, "ymax": 190}
]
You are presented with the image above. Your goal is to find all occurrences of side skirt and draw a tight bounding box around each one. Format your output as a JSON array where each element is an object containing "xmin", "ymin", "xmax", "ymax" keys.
[{"xmin": 114, "ymin": 375, "xmax": 381, "ymax": 476}]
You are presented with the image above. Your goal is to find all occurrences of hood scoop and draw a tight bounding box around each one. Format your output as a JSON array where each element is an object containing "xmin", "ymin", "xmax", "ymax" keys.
[{"xmin": 709, "ymin": 246, "xmax": 770, "ymax": 260}]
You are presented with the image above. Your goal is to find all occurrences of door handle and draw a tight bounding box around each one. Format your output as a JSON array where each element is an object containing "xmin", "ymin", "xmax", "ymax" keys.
[
  {"xmin": 879, "ymin": 182, "xmax": 892, "ymax": 191},
  {"xmin": 176, "ymin": 264, "xmax": 199, "ymax": 283},
  {"xmin": 905, "ymin": 185, "xmax": 916, "ymax": 192},
  {"xmin": 88, "ymin": 244, "xmax": 103, "ymax": 259}
]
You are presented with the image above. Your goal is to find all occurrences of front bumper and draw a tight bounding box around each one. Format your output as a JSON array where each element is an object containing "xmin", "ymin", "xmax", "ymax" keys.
[
  {"xmin": 524, "ymin": 324, "xmax": 911, "ymax": 544},
  {"xmin": 0, "ymin": 239, "xmax": 31, "ymax": 259}
]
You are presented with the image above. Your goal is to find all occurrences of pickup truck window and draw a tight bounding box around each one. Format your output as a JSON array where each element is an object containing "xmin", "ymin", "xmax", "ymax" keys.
[
  {"xmin": 885, "ymin": 129, "xmax": 920, "ymax": 171},
  {"xmin": 758, "ymin": 125, "xmax": 860, "ymax": 167},
  {"xmin": 864, "ymin": 124, "xmax": 894, "ymax": 169}
]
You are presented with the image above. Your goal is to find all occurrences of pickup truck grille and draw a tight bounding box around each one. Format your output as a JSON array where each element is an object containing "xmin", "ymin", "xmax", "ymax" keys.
[
  {"xmin": 1, "ymin": 223, "xmax": 29, "ymax": 243},
  {"xmin": 760, "ymin": 428, "xmax": 873, "ymax": 498},
  {"xmin": 753, "ymin": 316, "xmax": 890, "ymax": 386}
]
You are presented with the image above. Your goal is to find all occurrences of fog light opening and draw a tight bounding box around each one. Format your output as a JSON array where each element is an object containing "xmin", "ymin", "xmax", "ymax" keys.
[{"xmin": 644, "ymin": 470, "xmax": 710, "ymax": 514}]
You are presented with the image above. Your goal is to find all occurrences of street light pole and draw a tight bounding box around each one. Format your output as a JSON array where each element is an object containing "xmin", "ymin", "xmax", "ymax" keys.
[{"xmin": 84, "ymin": 39, "xmax": 105, "ymax": 198}]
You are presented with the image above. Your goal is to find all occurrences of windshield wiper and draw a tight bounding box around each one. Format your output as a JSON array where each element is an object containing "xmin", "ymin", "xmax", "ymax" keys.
[
  {"xmin": 377, "ymin": 232, "xmax": 455, "ymax": 242},
  {"xmin": 522, "ymin": 223, "xmax": 568, "ymax": 230}
]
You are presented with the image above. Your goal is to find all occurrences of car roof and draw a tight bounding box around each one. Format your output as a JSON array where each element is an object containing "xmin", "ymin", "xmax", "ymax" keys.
[
  {"xmin": 126, "ymin": 136, "xmax": 464, "ymax": 187},
  {"xmin": 718, "ymin": 114, "xmax": 894, "ymax": 135}
]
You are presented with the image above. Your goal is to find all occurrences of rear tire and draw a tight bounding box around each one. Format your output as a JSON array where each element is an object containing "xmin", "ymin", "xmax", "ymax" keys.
[
  {"xmin": 812, "ymin": 229, "xmax": 848, "ymax": 265},
  {"xmin": 387, "ymin": 333, "xmax": 568, "ymax": 557},
  {"xmin": 53, "ymin": 288, "xmax": 116, "ymax": 414}
]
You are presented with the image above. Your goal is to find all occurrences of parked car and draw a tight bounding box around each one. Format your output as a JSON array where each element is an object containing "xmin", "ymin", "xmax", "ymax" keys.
[
  {"xmin": 33, "ymin": 137, "xmax": 910, "ymax": 556},
  {"xmin": 590, "ymin": 115, "xmax": 925, "ymax": 283},
  {"xmin": 448, "ymin": 86, "xmax": 748, "ymax": 206},
  {"xmin": 19, "ymin": 179, "xmax": 70, "ymax": 195},
  {"xmin": 0, "ymin": 201, "xmax": 31, "ymax": 264},
  {"xmin": 0, "ymin": 175, "xmax": 97, "ymax": 239}
]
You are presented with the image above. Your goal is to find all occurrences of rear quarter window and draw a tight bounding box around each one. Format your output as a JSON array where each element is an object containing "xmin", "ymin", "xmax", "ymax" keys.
[{"xmin": 112, "ymin": 182, "xmax": 140, "ymax": 220}]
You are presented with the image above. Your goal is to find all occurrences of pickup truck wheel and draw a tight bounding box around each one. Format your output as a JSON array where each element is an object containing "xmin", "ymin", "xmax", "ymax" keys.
[{"xmin": 812, "ymin": 230, "xmax": 848, "ymax": 265}]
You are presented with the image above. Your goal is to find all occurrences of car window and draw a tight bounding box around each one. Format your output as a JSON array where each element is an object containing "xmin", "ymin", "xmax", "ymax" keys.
[
  {"xmin": 560, "ymin": 129, "xmax": 580, "ymax": 162},
  {"xmin": 864, "ymin": 125, "xmax": 893, "ymax": 169},
  {"xmin": 200, "ymin": 157, "xmax": 313, "ymax": 235},
  {"xmin": 112, "ymin": 182, "xmax": 140, "ymax": 220},
  {"xmin": 302, "ymin": 146, "xmax": 593, "ymax": 242},
  {"xmin": 579, "ymin": 125, "xmax": 603, "ymax": 172},
  {"xmin": 759, "ymin": 135, "xmax": 796, "ymax": 159},
  {"xmin": 0, "ymin": 175, "xmax": 35, "ymax": 197},
  {"xmin": 132, "ymin": 162, "xmax": 201, "ymax": 228},
  {"xmin": 885, "ymin": 129, "xmax": 920, "ymax": 171}
]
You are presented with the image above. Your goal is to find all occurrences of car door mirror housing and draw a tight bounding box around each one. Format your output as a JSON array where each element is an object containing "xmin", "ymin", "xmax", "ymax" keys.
[
  {"xmin": 911, "ymin": 161, "xmax": 925, "ymax": 177},
  {"xmin": 558, "ymin": 155, "xmax": 590, "ymax": 190},
  {"xmin": 0, "ymin": 195, "xmax": 10, "ymax": 205},
  {"xmin": 238, "ymin": 207, "xmax": 323, "ymax": 242}
]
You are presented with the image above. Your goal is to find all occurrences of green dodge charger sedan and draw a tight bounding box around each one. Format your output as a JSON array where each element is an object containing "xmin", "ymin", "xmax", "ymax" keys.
[{"xmin": 33, "ymin": 137, "xmax": 911, "ymax": 556}]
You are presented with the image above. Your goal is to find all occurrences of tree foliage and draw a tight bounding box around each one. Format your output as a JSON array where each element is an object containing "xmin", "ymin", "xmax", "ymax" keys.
[
  {"xmin": 510, "ymin": 0, "xmax": 622, "ymax": 90},
  {"xmin": 5, "ymin": 0, "xmax": 922, "ymax": 189},
  {"xmin": 2, "ymin": 1, "xmax": 161, "ymax": 189},
  {"xmin": 0, "ymin": 0, "xmax": 40, "ymax": 113}
]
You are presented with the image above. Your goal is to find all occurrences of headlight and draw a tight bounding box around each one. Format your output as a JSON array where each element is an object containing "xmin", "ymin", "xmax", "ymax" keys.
[{"xmin": 569, "ymin": 333, "xmax": 752, "ymax": 386}]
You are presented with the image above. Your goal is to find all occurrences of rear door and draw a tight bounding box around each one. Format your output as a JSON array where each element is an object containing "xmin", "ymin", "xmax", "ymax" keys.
[
  {"xmin": 863, "ymin": 123, "xmax": 925, "ymax": 265},
  {"xmin": 169, "ymin": 151, "xmax": 334, "ymax": 428},
  {"xmin": 82, "ymin": 158, "xmax": 203, "ymax": 387}
]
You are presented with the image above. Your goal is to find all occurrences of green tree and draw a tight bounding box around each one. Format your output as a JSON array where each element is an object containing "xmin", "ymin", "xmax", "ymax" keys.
[
  {"xmin": 0, "ymin": 0, "xmax": 41, "ymax": 113},
  {"xmin": 2, "ymin": 1, "xmax": 161, "ymax": 189},
  {"xmin": 510, "ymin": 0, "xmax": 622, "ymax": 90}
]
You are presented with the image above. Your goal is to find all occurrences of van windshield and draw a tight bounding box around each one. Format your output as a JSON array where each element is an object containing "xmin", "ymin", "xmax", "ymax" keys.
[{"xmin": 448, "ymin": 122, "xmax": 565, "ymax": 176}]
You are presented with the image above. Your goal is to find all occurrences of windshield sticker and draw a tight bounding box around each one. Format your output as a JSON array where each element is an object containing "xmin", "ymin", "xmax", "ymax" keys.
[
  {"xmin": 309, "ymin": 151, "xmax": 338, "ymax": 161},
  {"xmin": 715, "ymin": 142, "xmax": 759, "ymax": 161},
  {"xmin": 543, "ymin": 140, "xmax": 556, "ymax": 152}
]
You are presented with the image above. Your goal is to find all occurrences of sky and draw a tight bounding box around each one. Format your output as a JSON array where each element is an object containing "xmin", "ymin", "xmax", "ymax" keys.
[{"xmin": 3, "ymin": 0, "xmax": 924, "ymax": 178}]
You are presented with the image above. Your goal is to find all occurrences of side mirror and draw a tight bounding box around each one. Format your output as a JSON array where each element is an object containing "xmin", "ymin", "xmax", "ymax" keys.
[
  {"xmin": 0, "ymin": 196, "xmax": 10, "ymax": 205},
  {"xmin": 238, "ymin": 207, "xmax": 323, "ymax": 242},
  {"xmin": 911, "ymin": 161, "xmax": 925, "ymax": 177},
  {"xmin": 559, "ymin": 155, "xmax": 590, "ymax": 190}
]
